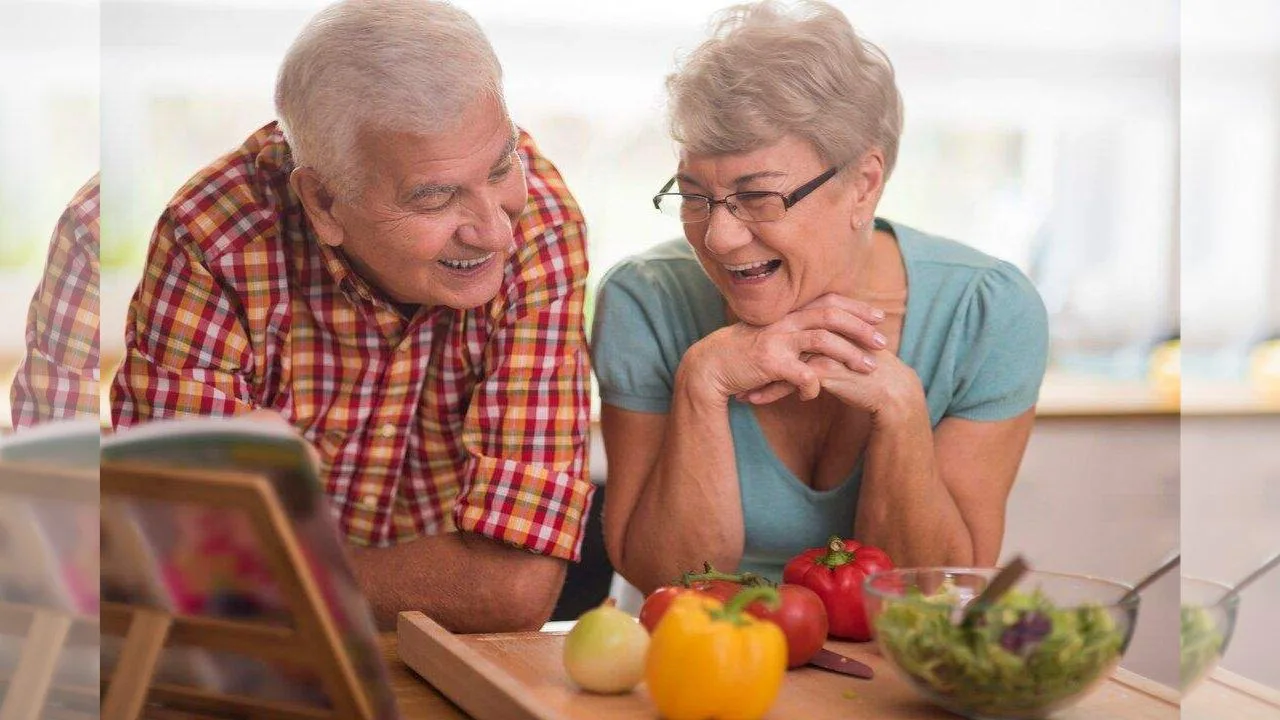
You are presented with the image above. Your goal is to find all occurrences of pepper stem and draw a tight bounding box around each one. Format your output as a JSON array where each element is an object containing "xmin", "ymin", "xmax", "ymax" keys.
[
  {"xmin": 680, "ymin": 561, "xmax": 770, "ymax": 588},
  {"xmin": 818, "ymin": 535, "xmax": 857, "ymax": 568},
  {"xmin": 711, "ymin": 586, "xmax": 780, "ymax": 626}
]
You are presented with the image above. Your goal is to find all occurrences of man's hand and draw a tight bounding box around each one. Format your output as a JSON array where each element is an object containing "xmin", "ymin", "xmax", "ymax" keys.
[
  {"xmin": 237, "ymin": 408, "xmax": 323, "ymax": 471},
  {"xmin": 235, "ymin": 409, "xmax": 569, "ymax": 632}
]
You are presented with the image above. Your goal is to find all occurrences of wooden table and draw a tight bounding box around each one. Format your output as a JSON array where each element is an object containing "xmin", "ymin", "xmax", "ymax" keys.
[
  {"xmin": 134, "ymin": 635, "xmax": 463, "ymax": 720},
  {"xmin": 380, "ymin": 629, "xmax": 1181, "ymax": 720}
]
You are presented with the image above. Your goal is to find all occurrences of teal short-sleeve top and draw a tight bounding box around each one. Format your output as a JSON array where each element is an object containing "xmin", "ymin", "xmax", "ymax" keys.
[{"xmin": 590, "ymin": 219, "xmax": 1049, "ymax": 580}]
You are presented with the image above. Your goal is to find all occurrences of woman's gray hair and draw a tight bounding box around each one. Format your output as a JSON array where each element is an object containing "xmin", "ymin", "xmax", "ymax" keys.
[
  {"xmin": 667, "ymin": 0, "xmax": 903, "ymax": 176},
  {"xmin": 275, "ymin": 0, "xmax": 503, "ymax": 198}
]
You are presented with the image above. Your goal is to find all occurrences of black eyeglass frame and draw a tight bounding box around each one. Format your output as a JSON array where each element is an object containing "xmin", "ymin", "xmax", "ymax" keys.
[{"xmin": 651, "ymin": 166, "xmax": 841, "ymax": 223}]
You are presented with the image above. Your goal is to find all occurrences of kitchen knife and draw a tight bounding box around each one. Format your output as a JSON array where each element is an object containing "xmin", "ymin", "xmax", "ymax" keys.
[{"xmin": 806, "ymin": 647, "xmax": 874, "ymax": 679}]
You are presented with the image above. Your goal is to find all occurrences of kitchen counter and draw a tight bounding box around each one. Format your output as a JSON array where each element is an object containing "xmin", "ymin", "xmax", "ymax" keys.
[
  {"xmin": 381, "ymin": 622, "xmax": 1181, "ymax": 720},
  {"xmin": 1181, "ymin": 668, "xmax": 1280, "ymax": 720}
]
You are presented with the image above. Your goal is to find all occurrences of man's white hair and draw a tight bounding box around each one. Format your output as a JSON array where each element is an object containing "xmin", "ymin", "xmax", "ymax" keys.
[
  {"xmin": 667, "ymin": 0, "xmax": 903, "ymax": 176},
  {"xmin": 275, "ymin": 0, "xmax": 503, "ymax": 198}
]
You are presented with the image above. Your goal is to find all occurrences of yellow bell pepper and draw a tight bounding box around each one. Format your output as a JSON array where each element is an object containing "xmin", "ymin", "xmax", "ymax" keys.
[{"xmin": 645, "ymin": 585, "xmax": 787, "ymax": 720}]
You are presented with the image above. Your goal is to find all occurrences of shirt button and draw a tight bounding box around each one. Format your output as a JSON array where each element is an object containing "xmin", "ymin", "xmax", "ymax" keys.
[
  {"xmin": 360, "ymin": 494, "xmax": 379, "ymax": 509},
  {"xmin": 378, "ymin": 423, "xmax": 396, "ymax": 439}
]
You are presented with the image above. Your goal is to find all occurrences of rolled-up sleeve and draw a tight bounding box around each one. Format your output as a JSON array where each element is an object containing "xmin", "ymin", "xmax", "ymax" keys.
[{"xmin": 453, "ymin": 210, "xmax": 594, "ymax": 562}]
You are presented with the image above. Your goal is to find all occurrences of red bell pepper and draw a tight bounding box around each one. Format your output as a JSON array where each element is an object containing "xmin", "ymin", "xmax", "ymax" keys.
[{"xmin": 782, "ymin": 535, "xmax": 894, "ymax": 641}]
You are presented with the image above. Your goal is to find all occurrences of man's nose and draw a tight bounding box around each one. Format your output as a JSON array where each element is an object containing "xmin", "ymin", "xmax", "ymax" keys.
[{"xmin": 460, "ymin": 190, "xmax": 522, "ymax": 250}]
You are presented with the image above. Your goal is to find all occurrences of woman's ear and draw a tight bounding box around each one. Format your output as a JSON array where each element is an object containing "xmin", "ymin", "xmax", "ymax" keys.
[
  {"xmin": 848, "ymin": 148, "xmax": 886, "ymax": 231},
  {"xmin": 290, "ymin": 167, "xmax": 345, "ymax": 248}
]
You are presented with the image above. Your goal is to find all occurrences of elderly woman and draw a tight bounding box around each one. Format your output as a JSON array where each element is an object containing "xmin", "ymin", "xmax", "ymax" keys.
[{"xmin": 592, "ymin": 0, "xmax": 1048, "ymax": 592}]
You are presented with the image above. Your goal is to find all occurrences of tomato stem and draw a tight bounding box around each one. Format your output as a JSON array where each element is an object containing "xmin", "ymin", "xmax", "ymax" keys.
[{"xmin": 680, "ymin": 561, "xmax": 771, "ymax": 588}]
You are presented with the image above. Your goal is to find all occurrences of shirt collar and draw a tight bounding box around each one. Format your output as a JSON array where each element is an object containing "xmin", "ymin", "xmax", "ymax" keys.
[{"xmin": 257, "ymin": 123, "xmax": 369, "ymax": 302}]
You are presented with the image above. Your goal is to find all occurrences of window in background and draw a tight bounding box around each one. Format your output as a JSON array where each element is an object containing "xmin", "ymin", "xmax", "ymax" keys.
[
  {"xmin": 96, "ymin": 0, "xmax": 1228, "ymax": 386},
  {"xmin": 1182, "ymin": 16, "xmax": 1280, "ymax": 384},
  {"xmin": 0, "ymin": 1, "xmax": 99, "ymax": 354}
]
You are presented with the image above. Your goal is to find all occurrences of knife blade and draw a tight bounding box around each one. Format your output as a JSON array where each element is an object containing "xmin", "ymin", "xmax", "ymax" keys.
[{"xmin": 806, "ymin": 647, "xmax": 874, "ymax": 679}]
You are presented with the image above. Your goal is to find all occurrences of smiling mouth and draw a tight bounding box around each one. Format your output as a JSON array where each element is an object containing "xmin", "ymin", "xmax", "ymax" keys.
[
  {"xmin": 438, "ymin": 253, "xmax": 495, "ymax": 271},
  {"xmin": 724, "ymin": 258, "xmax": 783, "ymax": 280}
]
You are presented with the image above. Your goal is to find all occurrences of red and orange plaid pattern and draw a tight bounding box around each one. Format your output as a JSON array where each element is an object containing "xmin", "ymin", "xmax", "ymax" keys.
[
  {"xmin": 111, "ymin": 124, "xmax": 594, "ymax": 560},
  {"xmin": 11, "ymin": 175, "xmax": 102, "ymax": 428}
]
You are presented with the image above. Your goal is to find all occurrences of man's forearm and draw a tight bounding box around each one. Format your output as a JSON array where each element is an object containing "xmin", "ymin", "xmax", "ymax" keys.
[{"xmin": 348, "ymin": 531, "xmax": 567, "ymax": 633}]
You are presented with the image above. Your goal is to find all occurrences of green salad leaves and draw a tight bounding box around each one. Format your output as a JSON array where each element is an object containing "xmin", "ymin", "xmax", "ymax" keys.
[
  {"xmin": 1179, "ymin": 604, "xmax": 1223, "ymax": 690},
  {"xmin": 874, "ymin": 587, "xmax": 1126, "ymax": 718}
]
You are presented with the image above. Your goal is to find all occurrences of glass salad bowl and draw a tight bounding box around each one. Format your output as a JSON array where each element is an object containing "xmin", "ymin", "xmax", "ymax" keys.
[{"xmin": 864, "ymin": 567, "xmax": 1139, "ymax": 719}]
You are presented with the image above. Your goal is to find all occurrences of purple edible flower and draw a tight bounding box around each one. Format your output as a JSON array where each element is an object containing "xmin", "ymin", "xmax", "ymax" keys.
[{"xmin": 999, "ymin": 611, "xmax": 1053, "ymax": 654}]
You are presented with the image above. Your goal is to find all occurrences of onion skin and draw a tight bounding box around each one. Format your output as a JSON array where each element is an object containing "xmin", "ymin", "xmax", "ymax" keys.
[{"xmin": 563, "ymin": 602, "xmax": 650, "ymax": 694}]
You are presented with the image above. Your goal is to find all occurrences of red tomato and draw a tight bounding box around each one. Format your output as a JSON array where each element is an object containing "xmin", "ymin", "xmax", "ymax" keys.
[
  {"xmin": 639, "ymin": 586, "xmax": 698, "ymax": 632},
  {"xmin": 640, "ymin": 576, "xmax": 749, "ymax": 633},
  {"xmin": 641, "ymin": 582, "xmax": 827, "ymax": 667},
  {"xmin": 742, "ymin": 584, "xmax": 829, "ymax": 668},
  {"xmin": 688, "ymin": 579, "xmax": 739, "ymax": 603}
]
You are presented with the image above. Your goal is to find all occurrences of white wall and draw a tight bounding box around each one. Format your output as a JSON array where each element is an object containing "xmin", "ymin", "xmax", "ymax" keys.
[
  {"xmin": 1006, "ymin": 417, "xmax": 1180, "ymax": 687},
  {"xmin": 1181, "ymin": 415, "xmax": 1280, "ymax": 690}
]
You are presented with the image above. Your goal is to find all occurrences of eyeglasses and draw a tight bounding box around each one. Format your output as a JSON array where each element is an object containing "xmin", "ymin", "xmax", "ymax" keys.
[{"xmin": 652, "ymin": 166, "xmax": 840, "ymax": 224}]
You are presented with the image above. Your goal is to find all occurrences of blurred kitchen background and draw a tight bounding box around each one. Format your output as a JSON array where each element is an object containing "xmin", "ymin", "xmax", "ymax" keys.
[{"xmin": 0, "ymin": 0, "xmax": 1277, "ymax": 693}]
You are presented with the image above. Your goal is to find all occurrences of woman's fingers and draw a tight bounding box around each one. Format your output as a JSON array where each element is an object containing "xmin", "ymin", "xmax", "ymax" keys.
[
  {"xmin": 707, "ymin": 299, "xmax": 884, "ymax": 401},
  {"xmin": 740, "ymin": 381, "xmax": 796, "ymax": 405},
  {"xmin": 793, "ymin": 329, "xmax": 878, "ymax": 374},
  {"xmin": 785, "ymin": 304, "xmax": 887, "ymax": 352},
  {"xmin": 762, "ymin": 357, "xmax": 821, "ymax": 400},
  {"xmin": 799, "ymin": 293, "xmax": 886, "ymax": 325},
  {"xmin": 740, "ymin": 351, "xmax": 879, "ymax": 404}
]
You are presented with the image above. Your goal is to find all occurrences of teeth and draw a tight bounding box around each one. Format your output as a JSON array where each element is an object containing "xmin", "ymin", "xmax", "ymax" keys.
[
  {"xmin": 724, "ymin": 259, "xmax": 779, "ymax": 272},
  {"xmin": 439, "ymin": 253, "xmax": 494, "ymax": 270}
]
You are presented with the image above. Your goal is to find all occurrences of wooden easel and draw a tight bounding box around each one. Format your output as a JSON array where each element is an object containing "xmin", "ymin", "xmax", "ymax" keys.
[
  {"xmin": 0, "ymin": 462, "xmax": 99, "ymax": 720},
  {"xmin": 100, "ymin": 461, "xmax": 377, "ymax": 720}
]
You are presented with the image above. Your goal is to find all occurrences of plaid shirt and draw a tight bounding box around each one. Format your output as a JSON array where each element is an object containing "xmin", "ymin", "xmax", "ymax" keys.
[
  {"xmin": 111, "ymin": 123, "xmax": 594, "ymax": 559},
  {"xmin": 11, "ymin": 175, "xmax": 102, "ymax": 428}
]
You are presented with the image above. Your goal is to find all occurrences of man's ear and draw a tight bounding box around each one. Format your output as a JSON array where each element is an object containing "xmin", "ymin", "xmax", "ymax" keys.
[
  {"xmin": 290, "ymin": 167, "xmax": 345, "ymax": 248},
  {"xmin": 848, "ymin": 148, "xmax": 886, "ymax": 232}
]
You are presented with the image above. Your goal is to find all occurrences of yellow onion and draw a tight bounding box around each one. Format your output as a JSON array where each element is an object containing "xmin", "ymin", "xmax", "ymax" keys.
[{"xmin": 562, "ymin": 600, "xmax": 649, "ymax": 694}]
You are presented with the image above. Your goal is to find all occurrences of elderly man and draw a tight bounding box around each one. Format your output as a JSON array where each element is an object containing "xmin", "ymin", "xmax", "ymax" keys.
[
  {"xmin": 11, "ymin": 175, "xmax": 101, "ymax": 429},
  {"xmin": 111, "ymin": 0, "xmax": 593, "ymax": 632}
]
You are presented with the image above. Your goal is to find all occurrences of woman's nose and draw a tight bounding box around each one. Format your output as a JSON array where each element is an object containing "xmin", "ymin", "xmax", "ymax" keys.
[{"xmin": 701, "ymin": 204, "xmax": 753, "ymax": 256}]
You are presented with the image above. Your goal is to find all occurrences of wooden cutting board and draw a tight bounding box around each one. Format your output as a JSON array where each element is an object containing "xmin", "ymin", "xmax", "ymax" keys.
[{"xmin": 396, "ymin": 611, "xmax": 1178, "ymax": 720}]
